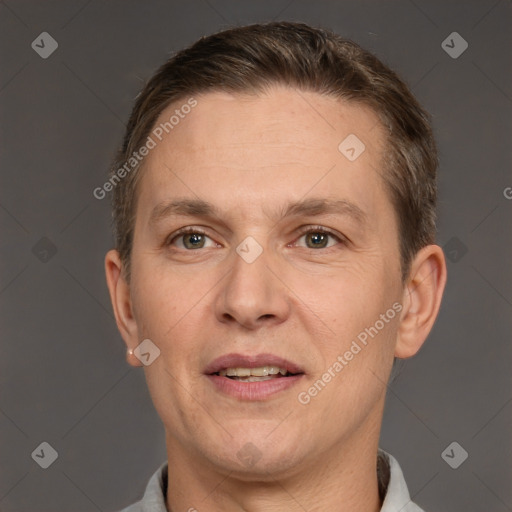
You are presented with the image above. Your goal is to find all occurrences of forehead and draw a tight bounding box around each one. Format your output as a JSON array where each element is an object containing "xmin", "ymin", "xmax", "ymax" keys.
[
  {"xmin": 154, "ymin": 87, "xmax": 383, "ymax": 163},
  {"xmin": 136, "ymin": 86, "xmax": 390, "ymax": 224}
]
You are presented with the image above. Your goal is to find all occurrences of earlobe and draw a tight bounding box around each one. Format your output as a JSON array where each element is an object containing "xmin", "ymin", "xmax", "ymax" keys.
[
  {"xmin": 104, "ymin": 250, "xmax": 143, "ymax": 367},
  {"xmin": 395, "ymin": 245, "xmax": 447, "ymax": 359}
]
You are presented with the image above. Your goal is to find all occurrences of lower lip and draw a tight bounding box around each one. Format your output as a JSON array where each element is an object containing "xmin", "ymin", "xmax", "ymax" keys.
[{"xmin": 206, "ymin": 374, "xmax": 304, "ymax": 400}]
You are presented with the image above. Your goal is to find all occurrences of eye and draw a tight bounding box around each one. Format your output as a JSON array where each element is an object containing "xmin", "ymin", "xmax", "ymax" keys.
[
  {"xmin": 166, "ymin": 226, "xmax": 346, "ymax": 251},
  {"xmin": 167, "ymin": 228, "xmax": 217, "ymax": 250},
  {"xmin": 293, "ymin": 226, "xmax": 345, "ymax": 250}
]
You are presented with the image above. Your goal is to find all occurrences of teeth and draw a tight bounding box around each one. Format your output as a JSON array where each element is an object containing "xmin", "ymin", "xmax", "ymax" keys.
[
  {"xmin": 238, "ymin": 376, "xmax": 273, "ymax": 382},
  {"xmin": 218, "ymin": 366, "xmax": 289, "ymax": 377}
]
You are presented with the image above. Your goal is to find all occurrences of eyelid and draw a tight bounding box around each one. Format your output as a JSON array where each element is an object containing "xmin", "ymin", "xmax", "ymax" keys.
[
  {"xmin": 295, "ymin": 224, "xmax": 345, "ymax": 238},
  {"xmin": 291, "ymin": 225, "xmax": 348, "ymax": 247},
  {"xmin": 165, "ymin": 226, "xmax": 212, "ymax": 247}
]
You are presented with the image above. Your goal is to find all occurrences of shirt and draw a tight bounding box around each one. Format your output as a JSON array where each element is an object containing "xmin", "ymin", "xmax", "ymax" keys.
[{"xmin": 117, "ymin": 449, "xmax": 425, "ymax": 512}]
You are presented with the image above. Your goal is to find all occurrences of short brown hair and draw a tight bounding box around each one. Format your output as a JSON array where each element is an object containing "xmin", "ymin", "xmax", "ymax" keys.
[{"xmin": 109, "ymin": 21, "xmax": 438, "ymax": 282}]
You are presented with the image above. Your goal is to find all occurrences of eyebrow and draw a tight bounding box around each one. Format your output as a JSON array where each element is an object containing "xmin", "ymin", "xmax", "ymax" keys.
[{"xmin": 149, "ymin": 197, "xmax": 367, "ymax": 227}]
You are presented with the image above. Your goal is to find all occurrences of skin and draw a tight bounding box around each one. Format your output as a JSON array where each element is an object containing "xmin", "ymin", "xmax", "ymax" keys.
[{"xmin": 105, "ymin": 86, "xmax": 447, "ymax": 512}]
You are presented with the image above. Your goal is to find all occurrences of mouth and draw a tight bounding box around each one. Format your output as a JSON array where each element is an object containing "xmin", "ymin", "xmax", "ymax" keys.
[{"xmin": 204, "ymin": 353, "xmax": 305, "ymax": 400}]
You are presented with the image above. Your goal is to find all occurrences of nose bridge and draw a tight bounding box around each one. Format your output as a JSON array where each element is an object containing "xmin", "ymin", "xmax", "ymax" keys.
[{"xmin": 215, "ymin": 235, "xmax": 290, "ymax": 328}]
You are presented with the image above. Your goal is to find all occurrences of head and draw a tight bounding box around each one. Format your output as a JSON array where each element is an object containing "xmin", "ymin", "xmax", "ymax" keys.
[{"xmin": 105, "ymin": 22, "xmax": 446, "ymax": 478}]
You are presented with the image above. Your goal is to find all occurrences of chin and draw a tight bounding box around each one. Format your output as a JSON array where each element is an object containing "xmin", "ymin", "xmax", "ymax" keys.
[
  {"xmin": 223, "ymin": 451, "xmax": 305, "ymax": 482},
  {"xmin": 206, "ymin": 426, "xmax": 306, "ymax": 478}
]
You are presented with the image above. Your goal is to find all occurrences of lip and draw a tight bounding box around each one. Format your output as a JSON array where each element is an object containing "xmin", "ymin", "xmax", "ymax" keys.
[
  {"xmin": 204, "ymin": 352, "xmax": 305, "ymax": 375},
  {"xmin": 206, "ymin": 373, "xmax": 304, "ymax": 400},
  {"xmin": 204, "ymin": 352, "xmax": 305, "ymax": 401}
]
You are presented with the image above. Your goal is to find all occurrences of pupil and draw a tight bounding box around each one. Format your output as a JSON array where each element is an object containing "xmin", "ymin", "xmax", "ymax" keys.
[
  {"xmin": 185, "ymin": 233, "xmax": 204, "ymax": 249},
  {"xmin": 307, "ymin": 232, "xmax": 327, "ymax": 248}
]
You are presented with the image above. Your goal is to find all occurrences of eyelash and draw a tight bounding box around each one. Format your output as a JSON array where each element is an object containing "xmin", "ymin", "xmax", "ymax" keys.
[{"xmin": 166, "ymin": 225, "xmax": 346, "ymax": 250}]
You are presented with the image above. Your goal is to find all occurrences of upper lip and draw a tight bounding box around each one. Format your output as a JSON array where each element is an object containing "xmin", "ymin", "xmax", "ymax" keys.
[{"xmin": 204, "ymin": 353, "xmax": 305, "ymax": 375}]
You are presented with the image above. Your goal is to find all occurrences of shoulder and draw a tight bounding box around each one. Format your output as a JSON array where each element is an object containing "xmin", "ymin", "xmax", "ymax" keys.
[
  {"xmin": 115, "ymin": 461, "xmax": 168, "ymax": 512},
  {"xmin": 116, "ymin": 502, "xmax": 143, "ymax": 512},
  {"xmin": 379, "ymin": 449, "xmax": 426, "ymax": 512}
]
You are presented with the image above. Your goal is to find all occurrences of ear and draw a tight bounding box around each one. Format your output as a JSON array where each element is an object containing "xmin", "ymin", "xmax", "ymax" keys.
[
  {"xmin": 105, "ymin": 250, "xmax": 143, "ymax": 367},
  {"xmin": 395, "ymin": 244, "xmax": 447, "ymax": 359}
]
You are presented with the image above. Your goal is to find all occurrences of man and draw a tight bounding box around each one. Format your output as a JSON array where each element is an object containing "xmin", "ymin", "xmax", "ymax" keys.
[{"xmin": 105, "ymin": 21, "xmax": 446, "ymax": 512}]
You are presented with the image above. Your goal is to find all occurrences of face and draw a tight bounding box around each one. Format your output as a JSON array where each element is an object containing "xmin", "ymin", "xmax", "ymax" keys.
[{"xmin": 123, "ymin": 86, "xmax": 405, "ymax": 477}]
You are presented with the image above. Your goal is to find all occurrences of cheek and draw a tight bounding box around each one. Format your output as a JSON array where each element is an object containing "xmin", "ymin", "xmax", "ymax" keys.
[
  {"xmin": 129, "ymin": 268, "xmax": 208, "ymax": 428},
  {"xmin": 294, "ymin": 258, "xmax": 399, "ymax": 378},
  {"xmin": 316, "ymin": 262, "xmax": 389, "ymax": 329},
  {"xmin": 130, "ymin": 265, "xmax": 186, "ymax": 343},
  {"xmin": 129, "ymin": 264, "xmax": 213, "ymax": 381}
]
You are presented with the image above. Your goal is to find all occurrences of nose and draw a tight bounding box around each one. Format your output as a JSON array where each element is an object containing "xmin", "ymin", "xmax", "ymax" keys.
[{"xmin": 214, "ymin": 239, "xmax": 291, "ymax": 330}]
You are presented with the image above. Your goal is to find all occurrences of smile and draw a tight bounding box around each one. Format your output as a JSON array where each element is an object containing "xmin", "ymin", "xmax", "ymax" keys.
[{"xmin": 205, "ymin": 354, "xmax": 305, "ymax": 400}]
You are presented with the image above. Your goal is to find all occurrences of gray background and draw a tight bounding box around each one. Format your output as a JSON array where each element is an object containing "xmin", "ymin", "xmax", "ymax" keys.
[{"xmin": 1, "ymin": 1, "xmax": 511, "ymax": 510}]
